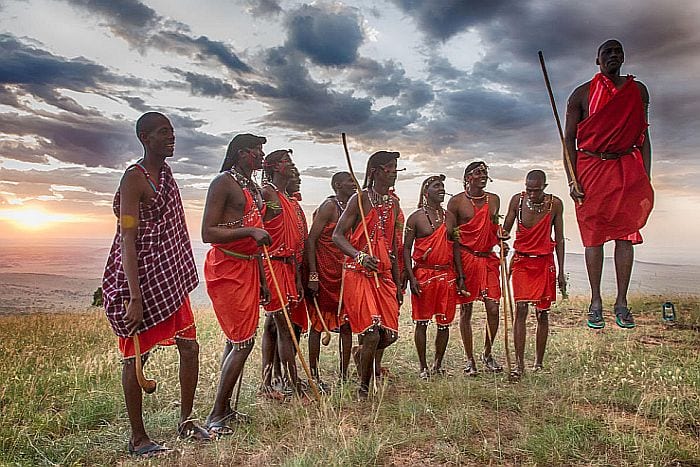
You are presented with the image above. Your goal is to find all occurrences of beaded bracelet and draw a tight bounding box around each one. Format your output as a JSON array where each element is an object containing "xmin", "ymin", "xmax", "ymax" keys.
[
  {"xmin": 354, "ymin": 251, "xmax": 368, "ymax": 266},
  {"xmin": 308, "ymin": 272, "xmax": 319, "ymax": 282}
]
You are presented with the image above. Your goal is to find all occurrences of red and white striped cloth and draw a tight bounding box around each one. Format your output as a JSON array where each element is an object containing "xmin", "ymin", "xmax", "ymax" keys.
[{"xmin": 103, "ymin": 162, "xmax": 198, "ymax": 338}]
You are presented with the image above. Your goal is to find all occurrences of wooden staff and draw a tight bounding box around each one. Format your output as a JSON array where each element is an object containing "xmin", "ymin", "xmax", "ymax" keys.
[
  {"xmin": 341, "ymin": 133, "xmax": 380, "ymax": 288},
  {"xmin": 124, "ymin": 300, "xmax": 157, "ymax": 394},
  {"xmin": 538, "ymin": 51, "xmax": 582, "ymax": 205},
  {"xmin": 498, "ymin": 241, "xmax": 513, "ymax": 375},
  {"xmin": 337, "ymin": 266, "xmax": 346, "ymax": 376},
  {"xmin": 133, "ymin": 333, "xmax": 157, "ymax": 394},
  {"xmin": 312, "ymin": 296, "xmax": 332, "ymax": 346},
  {"xmin": 262, "ymin": 245, "xmax": 321, "ymax": 401}
]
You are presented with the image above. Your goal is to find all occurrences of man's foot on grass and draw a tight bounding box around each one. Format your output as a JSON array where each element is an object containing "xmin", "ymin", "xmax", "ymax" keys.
[
  {"xmin": 430, "ymin": 366, "xmax": 446, "ymax": 377},
  {"xmin": 587, "ymin": 305, "xmax": 605, "ymax": 329},
  {"xmin": 508, "ymin": 367, "xmax": 522, "ymax": 382},
  {"xmin": 357, "ymin": 384, "xmax": 369, "ymax": 401},
  {"xmin": 419, "ymin": 368, "xmax": 430, "ymax": 380},
  {"xmin": 128, "ymin": 441, "xmax": 172, "ymax": 458},
  {"xmin": 463, "ymin": 361, "xmax": 478, "ymax": 377},
  {"xmin": 532, "ymin": 363, "xmax": 544, "ymax": 372},
  {"xmin": 177, "ymin": 420, "xmax": 212, "ymax": 442},
  {"xmin": 258, "ymin": 384, "xmax": 291, "ymax": 401},
  {"xmin": 481, "ymin": 354, "xmax": 503, "ymax": 373},
  {"xmin": 614, "ymin": 306, "xmax": 636, "ymax": 329}
]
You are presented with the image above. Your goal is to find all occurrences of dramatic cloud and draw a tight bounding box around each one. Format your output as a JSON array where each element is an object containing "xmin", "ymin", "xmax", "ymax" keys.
[
  {"xmin": 165, "ymin": 67, "xmax": 238, "ymax": 99},
  {"xmin": 285, "ymin": 4, "xmax": 364, "ymax": 66},
  {"xmin": 246, "ymin": 0, "xmax": 282, "ymax": 18}
]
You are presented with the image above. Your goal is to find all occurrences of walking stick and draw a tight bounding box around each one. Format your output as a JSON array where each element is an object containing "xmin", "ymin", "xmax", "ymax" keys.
[
  {"xmin": 312, "ymin": 296, "xmax": 332, "ymax": 346},
  {"xmin": 124, "ymin": 301, "xmax": 157, "ymax": 394},
  {"xmin": 498, "ymin": 241, "xmax": 513, "ymax": 375},
  {"xmin": 341, "ymin": 133, "xmax": 380, "ymax": 289},
  {"xmin": 538, "ymin": 51, "xmax": 582, "ymax": 205},
  {"xmin": 262, "ymin": 245, "xmax": 322, "ymax": 401},
  {"xmin": 337, "ymin": 266, "xmax": 346, "ymax": 376}
]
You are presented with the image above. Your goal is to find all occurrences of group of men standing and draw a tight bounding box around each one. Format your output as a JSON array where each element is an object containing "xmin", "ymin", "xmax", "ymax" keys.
[{"xmin": 101, "ymin": 39, "xmax": 653, "ymax": 457}]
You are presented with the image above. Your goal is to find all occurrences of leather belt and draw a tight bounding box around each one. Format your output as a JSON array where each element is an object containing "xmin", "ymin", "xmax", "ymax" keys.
[
  {"xmin": 270, "ymin": 255, "xmax": 295, "ymax": 264},
  {"xmin": 457, "ymin": 243, "xmax": 492, "ymax": 258},
  {"xmin": 579, "ymin": 146, "xmax": 638, "ymax": 161}
]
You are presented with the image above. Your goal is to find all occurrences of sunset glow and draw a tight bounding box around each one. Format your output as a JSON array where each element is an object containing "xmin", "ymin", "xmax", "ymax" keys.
[{"xmin": 0, "ymin": 208, "xmax": 78, "ymax": 230}]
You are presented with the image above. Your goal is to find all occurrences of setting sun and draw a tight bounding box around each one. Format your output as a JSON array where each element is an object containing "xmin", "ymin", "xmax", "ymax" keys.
[{"xmin": 0, "ymin": 208, "xmax": 77, "ymax": 230}]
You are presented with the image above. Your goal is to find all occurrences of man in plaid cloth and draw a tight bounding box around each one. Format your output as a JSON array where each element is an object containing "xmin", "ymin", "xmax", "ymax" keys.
[{"xmin": 102, "ymin": 112, "xmax": 209, "ymax": 457}]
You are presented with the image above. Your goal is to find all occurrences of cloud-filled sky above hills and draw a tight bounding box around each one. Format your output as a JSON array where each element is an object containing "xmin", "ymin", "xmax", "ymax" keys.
[{"xmin": 1, "ymin": 0, "xmax": 699, "ymax": 263}]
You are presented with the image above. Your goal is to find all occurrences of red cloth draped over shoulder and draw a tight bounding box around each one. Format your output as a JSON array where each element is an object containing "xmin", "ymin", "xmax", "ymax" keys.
[
  {"xmin": 343, "ymin": 201, "xmax": 399, "ymax": 334},
  {"xmin": 511, "ymin": 208, "xmax": 556, "ymax": 310},
  {"xmin": 575, "ymin": 73, "xmax": 654, "ymax": 247},
  {"xmin": 310, "ymin": 214, "xmax": 343, "ymax": 332},
  {"xmin": 204, "ymin": 188, "xmax": 263, "ymax": 346},
  {"xmin": 455, "ymin": 197, "xmax": 500, "ymax": 303},
  {"xmin": 263, "ymin": 189, "xmax": 303, "ymax": 313},
  {"xmin": 411, "ymin": 223, "xmax": 457, "ymax": 325}
]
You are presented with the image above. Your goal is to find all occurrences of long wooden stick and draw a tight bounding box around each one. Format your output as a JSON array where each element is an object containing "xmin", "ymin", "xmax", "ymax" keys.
[
  {"xmin": 262, "ymin": 245, "xmax": 321, "ymax": 401},
  {"xmin": 499, "ymin": 242, "xmax": 513, "ymax": 374},
  {"xmin": 312, "ymin": 296, "xmax": 332, "ymax": 346},
  {"xmin": 537, "ymin": 51, "xmax": 582, "ymax": 204},
  {"xmin": 341, "ymin": 133, "xmax": 380, "ymax": 288}
]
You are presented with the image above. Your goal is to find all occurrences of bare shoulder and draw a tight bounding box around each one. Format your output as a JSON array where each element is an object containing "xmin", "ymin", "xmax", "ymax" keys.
[
  {"xmin": 209, "ymin": 171, "xmax": 240, "ymax": 195},
  {"xmin": 569, "ymin": 81, "xmax": 591, "ymax": 101},
  {"xmin": 487, "ymin": 191, "xmax": 500, "ymax": 203},
  {"xmin": 446, "ymin": 192, "xmax": 464, "ymax": 211},
  {"xmin": 550, "ymin": 194, "xmax": 564, "ymax": 212},
  {"xmin": 405, "ymin": 209, "xmax": 421, "ymax": 226},
  {"xmin": 634, "ymin": 80, "xmax": 649, "ymax": 103}
]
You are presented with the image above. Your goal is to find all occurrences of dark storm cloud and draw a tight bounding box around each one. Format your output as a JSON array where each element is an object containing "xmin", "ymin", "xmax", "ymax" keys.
[
  {"xmin": 165, "ymin": 67, "xmax": 238, "ymax": 99},
  {"xmin": 391, "ymin": 0, "xmax": 515, "ymax": 41},
  {"xmin": 285, "ymin": 4, "xmax": 364, "ymax": 66},
  {"xmin": 62, "ymin": 0, "xmax": 252, "ymax": 74},
  {"xmin": 246, "ymin": 0, "xmax": 282, "ymax": 18},
  {"xmin": 153, "ymin": 32, "xmax": 252, "ymax": 74}
]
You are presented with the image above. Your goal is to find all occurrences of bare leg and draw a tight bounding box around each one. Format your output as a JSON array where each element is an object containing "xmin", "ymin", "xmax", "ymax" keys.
[
  {"xmin": 339, "ymin": 322, "xmax": 352, "ymax": 381},
  {"xmin": 535, "ymin": 309, "xmax": 549, "ymax": 367},
  {"xmin": 358, "ymin": 327, "xmax": 380, "ymax": 397},
  {"xmin": 513, "ymin": 302, "xmax": 528, "ymax": 374},
  {"xmin": 432, "ymin": 325, "xmax": 449, "ymax": 372},
  {"xmin": 272, "ymin": 312, "xmax": 299, "ymax": 390},
  {"xmin": 208, "ymin": 343, "xmax": 254, "ymax": 423},
  {"xmin": 220, "ymin": 341, "xmax": 233, "ymax": 370},
  {"xmin": 176, "ymin": 338, "xmax": 199, "ymax": 424},
  {"xmin": 309, "ymin": 328, "xmax": 321, "ymax": 377},
  {"xmin": 414, "ymin": 321, "xmax": 429, "ymax": 372},
  {"xmin": 459, "ymin": 303, "xmax": 475, "ymax": 366},
  {"xmin": 585, "ymin": 245, "xmax": 604, "ymax": 310},
  {"xmin": 122, "ymin": 358, "xmax": 150, "ymax": 450},
  {"xmin": 260, "ymin": 314, "xmax": 277, "ymax": 388},
  {"xmin": 483, "ymin": 299, "xmax": 500, "ymax": 358},
  {"xmin": 613, "ymin": 240, "xmax": 634, "ymax": 309}
]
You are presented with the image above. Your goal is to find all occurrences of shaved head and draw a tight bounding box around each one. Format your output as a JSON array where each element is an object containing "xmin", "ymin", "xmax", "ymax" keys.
[
  {"xmin": 136, "ymin": 112, "xmax": 168, "ymax": 137},
  {"xmin": 526, "ymin": 170, "xmax": 546, "ymax": 184}
]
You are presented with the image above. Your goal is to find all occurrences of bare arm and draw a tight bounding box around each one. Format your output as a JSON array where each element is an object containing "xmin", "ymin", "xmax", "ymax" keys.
[
  {"xmin": 119, "ymin": 169, "xmax": 149, "ymax": 335},
  {"xmin": 502, "ymin": 194, "xmax": 519, "ymax": 234},
  {"xmin": 564, "ymin": 85, "xmax": 586, "ymax": 201},
  {"xmin": 402, "ymin": 212, "xmax": 419, "ymax": 295},
  {"xmin": 332, "ymin": 192, "xmax": 379, "ymax": 272},
  {"xmin": 638, "ymin": 82, "xmax": 652, "ymax": 178},
  {"xmin": 446, "ymin": 209, "xmax": 467, "ymax": 296}
]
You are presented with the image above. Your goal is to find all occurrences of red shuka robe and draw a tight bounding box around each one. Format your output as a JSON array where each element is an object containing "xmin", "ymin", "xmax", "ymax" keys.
[
  {"xmin": 204, "ymin": 188, "xmax": 263, "ymax": 347},
  {"xmin": 263, "ymin": 188, "xmax": 304, "ymax": 314},
  {"xmin": 310, "ymin": 201, "xmax": 344, "ymax": 332},
  {"xmin": 575, "ymin": 73, "xmax": 654, "ymax": 247},
  {"xmin": 455, "ymin": 195, "xmax": 501, "ymax": 303},
  {"xmin": 343, "ymin": 198, "xmax": 399, "ymax": 335},
  {"xmin": 288, "ymin": 196, "xmax": 308, "ymax": 333},
  {"xmin": 410, "ymin": 223, "xmax": 458, "ymax": 325},
  {"xmin": 511, "ymin": 196, "xmax": 556, "ymax": 310}
]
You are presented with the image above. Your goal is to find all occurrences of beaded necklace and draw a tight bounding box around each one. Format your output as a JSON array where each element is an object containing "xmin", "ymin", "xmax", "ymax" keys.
[{"xmin": 422, "ymin": 203, "xmax": 444, "ymax": 232}]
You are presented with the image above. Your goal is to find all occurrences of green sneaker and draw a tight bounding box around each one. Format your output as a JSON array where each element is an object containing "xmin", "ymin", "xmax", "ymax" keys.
[
  {"xmin": 614, "ymin": 306, "xmax": 636, "ymax": 329},
  {"xmin": 587, "ymin": 305, "xmax": 605, "ymax": 329}
]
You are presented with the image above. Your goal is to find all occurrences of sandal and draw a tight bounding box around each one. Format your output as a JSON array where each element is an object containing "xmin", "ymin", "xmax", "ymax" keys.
[
  {"xmin": 587, "ymin": 305, "xmax": 605, "ymax": 329},
  {"xmin": 463, "ymin": 361, "xmax": 478, "ymax": 377},
  {"xmin": 614, "ymin": 306, "xmax": 636, "ymax": 329},
  {"xmin": 481, "ymin": 354, "xmax": 503, "ymax": 373},
  {"xmin": 128, "ymin": 441, "xmax": 171, "ymax": 458},
  {"xmin": 508, "ymin": 368, "xmax": 522, "ymax": 382},
  {"xmin": 206, "ymin": 420, "xmax": 235, "ymax": 437},
  {"xmin": 419, "ymin": 368, "xmax": 430, "ymax": 380},
  {"xmin": 178, "ymin": 420, "xmax": 212, "ymax": 442}
]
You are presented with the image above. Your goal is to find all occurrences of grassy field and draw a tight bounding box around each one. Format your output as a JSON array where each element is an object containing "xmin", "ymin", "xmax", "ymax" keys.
[{"xmin": 1, "ymin": 295, "xmax": 698, "ymax": 466}]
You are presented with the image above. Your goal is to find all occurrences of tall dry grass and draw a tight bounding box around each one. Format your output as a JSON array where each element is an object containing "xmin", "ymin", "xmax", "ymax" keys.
[{"xmin": 0, "ymin": 295, "xmax": 698, "ymax": 465}]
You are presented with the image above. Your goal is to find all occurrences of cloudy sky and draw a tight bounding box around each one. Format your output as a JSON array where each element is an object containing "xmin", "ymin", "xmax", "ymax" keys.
[{"xmin": 1, "ymin": 0, "xmax": 699, "ymax": 263}]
